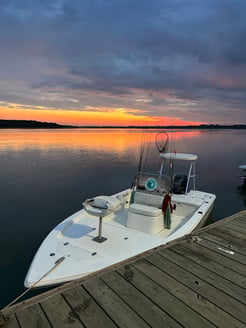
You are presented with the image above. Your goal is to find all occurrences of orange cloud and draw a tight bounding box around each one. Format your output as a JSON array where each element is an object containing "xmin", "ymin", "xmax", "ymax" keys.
[{"xmin": 0, "ymin": 102, "xmax": 204, "ymax": 126}]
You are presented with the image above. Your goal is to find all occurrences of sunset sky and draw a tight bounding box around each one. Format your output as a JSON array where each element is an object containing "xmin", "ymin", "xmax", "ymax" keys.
[{"xmin": 0, "ymin": 0, "xmax": 246, "ymax": 126}]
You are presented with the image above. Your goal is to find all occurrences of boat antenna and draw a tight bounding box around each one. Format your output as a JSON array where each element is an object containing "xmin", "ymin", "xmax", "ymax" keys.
[
  {"xmin": 168, "ymin": 130, "xmax": 176, "ymax": 178},
  {"xmin": 138, "ymin": 128, "xmax": 147, "ymax": 173},
  {"xmin": 130, "ymin": 129, "xmax": 147, "ymax": 194},
  {"xmin": 142, "ymin": 132, "xmax": 152, "ymax": 172}
]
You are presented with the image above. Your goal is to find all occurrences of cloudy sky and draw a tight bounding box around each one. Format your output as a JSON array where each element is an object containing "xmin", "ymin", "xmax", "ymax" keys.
[{"xmin": 0, "ymin": 0, "xmax": 246, "ymax": 126}]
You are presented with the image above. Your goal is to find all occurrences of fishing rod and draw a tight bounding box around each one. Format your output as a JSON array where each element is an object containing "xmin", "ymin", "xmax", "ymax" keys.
[{"xmin": 155, "ymin": 131, "xmax": 169, "ymax": 176}]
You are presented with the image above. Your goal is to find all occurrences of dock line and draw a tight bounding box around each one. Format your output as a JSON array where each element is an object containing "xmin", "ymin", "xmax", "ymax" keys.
[{"xmin": 0, "ymin": 256, "xmax": 65, "ymax": 326}]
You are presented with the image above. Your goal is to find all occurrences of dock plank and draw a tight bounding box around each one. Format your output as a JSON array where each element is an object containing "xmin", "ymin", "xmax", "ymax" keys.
[
  {"xmin": 0, "ymin": 314, "xmax": 19, "ymax": 328},
  {"xmin": 212, "ymin": 224, "xmax": 246, "ymax": 241},
  {"xmin": 16, "ymin": 303, "xmax": 51, "ymax": 328},
  {"xmin": 201, "ymin": 231, "xmax": 246, "ymax": 258},
  {"xmin": 131, "ymin": 256, "xmax": 245, "ymax": 328},
  {"xmin": 156, "ymin": 249, "xmax": 246, "ymax": 321},
  {"xmin": 200, "ymin": 231, "xmax": 246, "ymax": 264},
  {"xmin": 223, "ymin": 219, "xmax": 246, "ymax": 232},
  {"xmin": 117, "ymin": 264, "xmax": 216, "ymax": 328},
  {"xmin": 101, "ymin": 270, "xmax": 182, "ymax": 328},
  {"xmin": 170, "ymin": 242, "xmax": 246, "ymax": 287},
  {"xmin": 40, "ymin": 293, "xmax": 84, "ymax": 328},
  {"xmin": 83, "ymin": 277, "xmax": 150, "ymax": 328},
  {"xmin": 234, "ymin": 215, "xmax": 246, "ymax": 223},
  {"xmin": 208, "ymin": 225, "xmax": 246, "ymax": 247},
  {"xmin": 63, "ymin": 285, "xmax": 117, "ymax": 328}
]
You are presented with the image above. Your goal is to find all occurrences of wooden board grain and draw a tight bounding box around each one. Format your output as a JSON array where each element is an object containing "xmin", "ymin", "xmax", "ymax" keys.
[
  {"xmin": 63, "ymin": 285, "xmax": 117, "ymax": 328},
  {"xmin": 117, "ymin": 263, "xmax": 216, "ymax": 328},
  {"xmin": 40, "ymin": 293, "xmax": 83, "ymax": 328},
  {"xmin": 170, "ymin": 242, "xmax": 246, "ymax": 287},
  {"xmin": 83, "ymin": 277, "xmax": 150, "ymax": 328},
  {"xmin": 132, "ymin": 256, "xmax": 245, "ymax": 328},
  {"xmin": 101, "ymin": 270, "xmax": 182, "ymax": 328},
  {"xmin": 16, "ymin": 303, "xmax": 51, "ymax": 328},
  {"xmin": 156, "ymin": 249, "xmax": 246, "ymax": 321},
  {"xmin": 201, "ymin": 231, "xmax": 246, "ymax": 257}
]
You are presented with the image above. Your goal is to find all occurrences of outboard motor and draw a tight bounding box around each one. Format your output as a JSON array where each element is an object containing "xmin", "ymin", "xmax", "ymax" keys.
[{"xmin": 172, "ymin": 174, "xmax": 188, "ymax": 194}]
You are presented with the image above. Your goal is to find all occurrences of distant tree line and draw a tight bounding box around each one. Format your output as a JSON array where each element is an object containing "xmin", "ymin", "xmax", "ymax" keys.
[
  {"xmin": 0, "ymin": 119, "xmax": 245, "ymax": 129},
  {"xmin": 0, "ymin": 119, "xmax": 73, "ymax": 129}
]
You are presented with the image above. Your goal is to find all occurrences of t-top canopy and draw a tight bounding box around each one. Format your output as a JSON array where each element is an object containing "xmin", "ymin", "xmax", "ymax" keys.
[{"xmin": 160, "ymin": 153, "xmax": 198, "ymax": 161}]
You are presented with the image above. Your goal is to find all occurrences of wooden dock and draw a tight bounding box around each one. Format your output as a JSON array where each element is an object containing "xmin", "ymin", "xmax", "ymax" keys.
[{"xmin": 1, "ymin": 210, "xmax": 246, "ymax": 328}]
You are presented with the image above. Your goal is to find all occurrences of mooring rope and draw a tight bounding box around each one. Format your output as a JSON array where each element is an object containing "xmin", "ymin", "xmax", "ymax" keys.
[{"xmin": 0, "ymin": 256, "xmax": 65, "ymax": 325}]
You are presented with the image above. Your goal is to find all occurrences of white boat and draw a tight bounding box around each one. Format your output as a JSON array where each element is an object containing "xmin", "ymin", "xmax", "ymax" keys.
[
  {"xmin": 238, "ymin": 165, "xmax": 246, "ymax": 186},
  {"xmin": 24, "ymin": 131, "xmax": 216, "ymax": 288},
  {"xmin": 239, "ymin": 165, "xmax": 246, "ymax": 179}
]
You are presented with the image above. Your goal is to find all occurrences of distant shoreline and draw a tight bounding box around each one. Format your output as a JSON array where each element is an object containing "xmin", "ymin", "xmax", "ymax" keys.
[
  {"xmin": 0, "ymin": 119, "xmax": 74, "ymax": 129},
  {"xmin": 0, "ymin": 119, "xmax": 245, "ymax": 129}
]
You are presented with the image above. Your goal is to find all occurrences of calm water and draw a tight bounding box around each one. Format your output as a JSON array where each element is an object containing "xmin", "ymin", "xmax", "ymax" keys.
[{"xmin": 0, "ymin": 128, "xmax": 245, "ymax": 308}]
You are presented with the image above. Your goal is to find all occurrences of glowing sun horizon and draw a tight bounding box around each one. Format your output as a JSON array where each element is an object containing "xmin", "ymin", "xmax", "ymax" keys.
[{"xmin": 0, "ymin": 102, "xmax": 206, "ymax": 127}]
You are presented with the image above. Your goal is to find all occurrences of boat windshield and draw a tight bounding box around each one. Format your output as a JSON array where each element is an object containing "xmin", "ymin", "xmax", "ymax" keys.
[{"xmin": 135, "ymin": 172, "xmax": 171, "ymax": 195}]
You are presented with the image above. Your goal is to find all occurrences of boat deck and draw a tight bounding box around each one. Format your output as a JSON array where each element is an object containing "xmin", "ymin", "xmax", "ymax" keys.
[
  {"xmin": 1, "ymin": 210, "xmax": 246, "ymax": 328},
  {"xmin": 24, "ymin": 188, "xmax": 215, "ymax": 288}
]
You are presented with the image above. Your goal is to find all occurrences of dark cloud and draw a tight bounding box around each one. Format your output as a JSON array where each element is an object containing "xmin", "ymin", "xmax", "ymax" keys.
[{"xmin": 0, "ymin": 0, "xmax": 246, "ymax": 123}]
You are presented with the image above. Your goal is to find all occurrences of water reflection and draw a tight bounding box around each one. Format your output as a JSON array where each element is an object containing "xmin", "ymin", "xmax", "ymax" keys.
[{"xmin": 0, "ymin": 128, "xmax": 201, "ymax": 152}]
